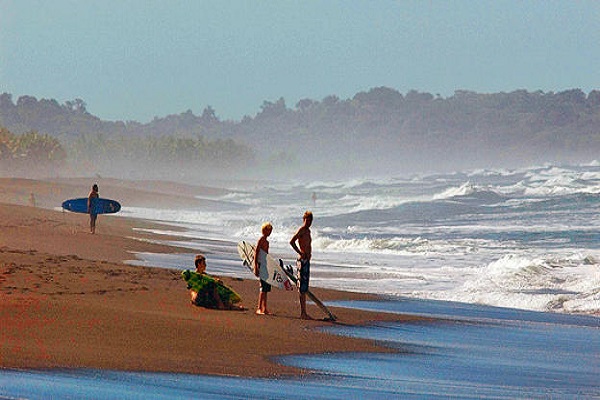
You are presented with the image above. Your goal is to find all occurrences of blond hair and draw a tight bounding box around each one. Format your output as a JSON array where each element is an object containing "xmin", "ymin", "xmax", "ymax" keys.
[{"xmin": 261, "ymin": 222, "xmax": 273, "ymax": 234}]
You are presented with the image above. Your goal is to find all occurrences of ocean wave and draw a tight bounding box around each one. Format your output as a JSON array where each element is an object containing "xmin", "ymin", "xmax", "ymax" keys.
[
  {"xmin": 432, "ymin": 182, "xmax": 504, "ymax": 202},
  {"xmin": 432, "ymin": 170, "xmax": 600, "ymax": 205},
  {"xmin": 121, "ymin": 162, "xmax": 600, "ymax": 316},
  {"xmin": 466, "ymin": 167, "xmax": 521, "ymax": 177},
  {"xmin": 313, "ymin": 235, "xmax": 488, "ymax": 256},
  {"xmin": 335, "ymin": 194, "xmax": 412, "ymax": 213},
  {"xmin": 314, "ymin": 236, "xmax": 424, "ymax": 254},
  {"xmin": 523, "ymin": 176, "xmax": 600, "ymax": 197},
  {"xmin": 446, "ymin": 254, "xmax": 600, "ymax": 314}
]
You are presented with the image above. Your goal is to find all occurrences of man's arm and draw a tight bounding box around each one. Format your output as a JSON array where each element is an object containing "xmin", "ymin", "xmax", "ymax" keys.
[{"xmin": 289, "ymin": 227, "xmax": 303, "ymax": 257}]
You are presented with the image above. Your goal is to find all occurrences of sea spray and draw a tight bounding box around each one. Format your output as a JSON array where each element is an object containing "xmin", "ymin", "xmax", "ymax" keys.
[{"xmin": 125, "ymin": 162, "xmax": 600, "ymax": 314}]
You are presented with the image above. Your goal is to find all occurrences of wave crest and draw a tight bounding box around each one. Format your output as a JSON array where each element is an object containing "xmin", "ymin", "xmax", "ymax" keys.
[
  {"xmin": 455, "ymin": 254, "xmax": 600, "ymax": 313},
  {"xmin": 433, "ymin": 182, "xmax": 504, "ymax": 202}
]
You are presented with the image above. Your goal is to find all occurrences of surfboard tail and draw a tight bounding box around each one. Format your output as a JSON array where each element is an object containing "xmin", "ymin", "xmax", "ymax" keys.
[{"xmin": 278, "ymin": 259, "xmax": 337, "ymax": 321}]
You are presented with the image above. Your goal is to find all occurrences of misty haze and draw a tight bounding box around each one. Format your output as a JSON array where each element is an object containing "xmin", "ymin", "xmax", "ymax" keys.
[
  {"xmin": 3, "ymin": 2, "xmax": 600, "ymax": 397},
  {"xmin": 1, "ymin": 87, "xmax": 600, "ymax": 181}
]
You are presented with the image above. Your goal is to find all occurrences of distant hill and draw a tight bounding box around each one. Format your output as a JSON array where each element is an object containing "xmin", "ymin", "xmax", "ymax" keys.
[{"xmin": 2, "ymin": 88, "xmax": 599, "ymax": 177}]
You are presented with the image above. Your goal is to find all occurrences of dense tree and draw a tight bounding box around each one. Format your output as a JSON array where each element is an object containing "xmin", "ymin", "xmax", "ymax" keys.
[
  {"xmin": 1, "ymin": 87, "xmax": 600, "ymax": 175},
  {"xmin": 588, "ymin": 90, "xmax": 600, "ymax": 107},
  {"xmin": 0, "ymin": 128, "xmax": 67, "ymax": 176}
]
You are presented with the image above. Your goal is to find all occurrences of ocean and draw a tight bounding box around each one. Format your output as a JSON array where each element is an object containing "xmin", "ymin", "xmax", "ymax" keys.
[
  {"xmin": 128, "ymin": 161, "xmax": 600, "ymax": 315},
  {"xmin": 2, "ymin": 162, "xmax": 599, "ymax": 398}
]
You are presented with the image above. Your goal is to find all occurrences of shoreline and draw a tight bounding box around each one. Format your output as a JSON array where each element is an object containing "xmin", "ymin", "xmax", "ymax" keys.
[{"xmin": 0, "ymin": 178, "xmax": 422, "ymax": 377}]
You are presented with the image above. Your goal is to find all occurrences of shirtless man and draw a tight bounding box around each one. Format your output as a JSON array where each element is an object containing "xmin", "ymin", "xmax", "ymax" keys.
[{"xmin": 289, "ymin": 211, "xmax": 313, "ymax": 320}]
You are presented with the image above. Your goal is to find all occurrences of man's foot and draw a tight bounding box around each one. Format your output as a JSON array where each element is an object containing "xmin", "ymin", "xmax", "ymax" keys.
[
  {"xmin": 300, "ymin": 313, "xmax": 313, "ymax": 320},
  {"xmin": 256, "ymin": 309, "xmax": 265, "ymax": 315}
]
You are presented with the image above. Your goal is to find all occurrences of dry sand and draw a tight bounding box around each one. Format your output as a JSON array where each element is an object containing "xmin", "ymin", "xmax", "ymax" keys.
[{"xmin": 0, "ymin": 178, "xmax": 420, "ymax": 377}]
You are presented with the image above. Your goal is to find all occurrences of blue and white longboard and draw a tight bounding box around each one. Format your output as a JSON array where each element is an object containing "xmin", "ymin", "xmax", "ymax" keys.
[{"xmin": 61, "ymin": 197, "xmax": 121, "ymax": 214}]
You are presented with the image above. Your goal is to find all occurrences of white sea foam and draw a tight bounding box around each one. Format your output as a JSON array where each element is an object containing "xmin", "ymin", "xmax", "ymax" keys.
[
  {"xmin": 312, "ymin": 235, "xmax": 492, "ymax": 257},
  {"xmin": 123, "ymin": 162, "xmax": 600, "ymax": 315},
  {"xmin": 432, "ymin": 182, "xmax": 504, "ymax": 201},
  {"xmin": 432, "ymin": 182, "xmax": 473, "ymax": 200},
  {"xmin": 422, "ymin": 254, "xmax": 600, "ymax": 313}
]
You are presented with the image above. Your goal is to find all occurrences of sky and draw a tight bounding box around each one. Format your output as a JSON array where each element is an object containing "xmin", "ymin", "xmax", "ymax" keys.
[{"xmin": 1, "ymin": 0, "xmax": 599, "ymax": 123}]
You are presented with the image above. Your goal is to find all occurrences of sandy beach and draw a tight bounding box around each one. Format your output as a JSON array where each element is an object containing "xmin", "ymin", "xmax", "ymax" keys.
[
  {"xmin": 0, "ymin": 178, "xmax": 417, "ymax": 377},
  {"xmin": 2, "ymin": 177, "xmax": 599, "ymax": 398}
]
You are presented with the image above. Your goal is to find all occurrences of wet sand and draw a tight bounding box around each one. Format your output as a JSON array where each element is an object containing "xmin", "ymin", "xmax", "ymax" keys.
[{"xmin": 0, "ymin": 178, "xmax": 421, "ymax": 377}]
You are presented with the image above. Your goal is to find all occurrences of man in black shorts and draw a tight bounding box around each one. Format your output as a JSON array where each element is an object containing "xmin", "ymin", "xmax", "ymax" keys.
[{"xmin": 290, "ymin": 211, "xmax": 313, "ymax": 320}]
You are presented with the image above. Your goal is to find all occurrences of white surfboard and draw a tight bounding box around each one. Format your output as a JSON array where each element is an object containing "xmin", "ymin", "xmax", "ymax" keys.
[{"xmin": 237, "ymin": 241, "xmax": 294, "ymax": 291}]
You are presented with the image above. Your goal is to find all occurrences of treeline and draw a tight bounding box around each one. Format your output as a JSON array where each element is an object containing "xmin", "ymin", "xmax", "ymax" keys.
[
  {"xmin": 1, "ymin": 87, "xmax": 600, "ymax": 175},
  {"xmin": 237, "ymin": 88, "xmax": 600, "ymax": 170},
  {"xmin": 0, "ymin": 93, "xmax": 255, "ymax": 178},
  {"xmin": 0, "ymin": 93, "xmax": 229, "ymax": 139},
  {"xmin": 0, "ymin": 126, "xmax": 254, "ymax": 178},
  {"xmin": 66, "ymin": 133, "xmax": 254, "ymax": 178},
  {"xmin": 0, "ymin": 128, "xmax": 67, "ymax": 175}
]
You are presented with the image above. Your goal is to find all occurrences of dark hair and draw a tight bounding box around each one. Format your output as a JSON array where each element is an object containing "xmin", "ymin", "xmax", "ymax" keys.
[{"xmin": 195, "ymin": 254, "xmax": 206, "ymax": 267}]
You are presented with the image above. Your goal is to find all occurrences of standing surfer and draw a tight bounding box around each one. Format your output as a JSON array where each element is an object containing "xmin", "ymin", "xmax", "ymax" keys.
[
  {"xmin": 254, "ymin": 222, "xmax": 273, "ymax": 315},
  {"xmin": 290, "ymin": 211, "xmax": 313, "ymax": 320},
  {"xmin": 87, "ymin": 183, "xmax": 99, "ymax": 234}
]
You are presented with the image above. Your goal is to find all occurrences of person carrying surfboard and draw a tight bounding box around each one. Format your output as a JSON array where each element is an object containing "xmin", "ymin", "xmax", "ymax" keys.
[
  {"xmin": 290, "ymin": 211, "xmax": 313, "ymax": 320},
  {"xmin": 87, "ymin": 183, "xmax": 99, "ymax": 234},
  {"xmin": 254, "ymin": 222, "xmax": 273, "ymax": 315}
]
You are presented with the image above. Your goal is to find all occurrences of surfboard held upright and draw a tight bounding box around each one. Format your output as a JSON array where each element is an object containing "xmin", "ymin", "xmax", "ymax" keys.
[{"xmin": 237, "ymin": 241, "xmax": 294, "ymax": 290}]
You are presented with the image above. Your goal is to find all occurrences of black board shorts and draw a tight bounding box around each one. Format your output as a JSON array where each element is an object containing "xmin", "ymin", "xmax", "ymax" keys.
[
  {"xmin": 259, "ymin": 279, "xmax": 272, "ymax": 293},
  {"xmin": 298, "ymin": 259, "xmax": 310, "ymax": 293}
]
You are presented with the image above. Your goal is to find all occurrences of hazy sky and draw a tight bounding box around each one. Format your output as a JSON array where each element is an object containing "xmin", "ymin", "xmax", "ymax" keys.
[{"xmin": 1, "ymin": 1, "xmax": 598, "ymax": 123}]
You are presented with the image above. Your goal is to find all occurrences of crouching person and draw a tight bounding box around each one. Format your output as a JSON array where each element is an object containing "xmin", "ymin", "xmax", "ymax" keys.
[{"xmin": 182, "ymin": 254, "xmax": 245, "ymax": 311}]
